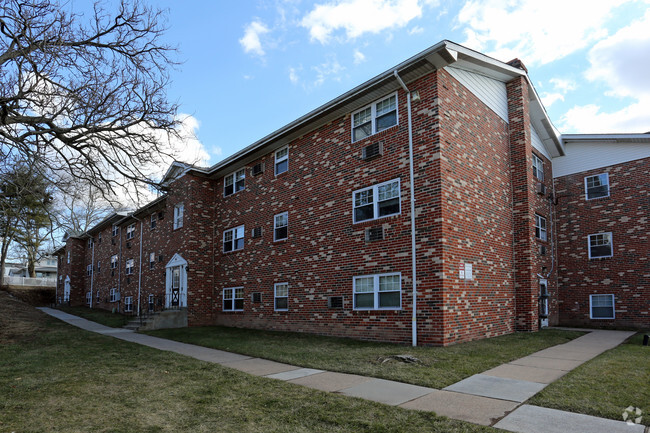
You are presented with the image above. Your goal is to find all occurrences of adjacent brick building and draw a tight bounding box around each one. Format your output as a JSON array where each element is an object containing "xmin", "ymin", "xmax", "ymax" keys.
[{"xmin": 55, "ymin": 40, "xmax": 650, "ymax": 346}]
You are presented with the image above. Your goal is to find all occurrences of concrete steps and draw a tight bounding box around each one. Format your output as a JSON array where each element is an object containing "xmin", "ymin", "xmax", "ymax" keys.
[{"xmin": 123, "ymin": 309, "xmax": 187, "ymax": 331}]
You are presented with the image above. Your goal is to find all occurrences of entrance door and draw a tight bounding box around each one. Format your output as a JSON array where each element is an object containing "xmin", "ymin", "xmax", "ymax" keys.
[{"xmin": 165, "ymin": 254, "xmax": 187, "ymax": 308}]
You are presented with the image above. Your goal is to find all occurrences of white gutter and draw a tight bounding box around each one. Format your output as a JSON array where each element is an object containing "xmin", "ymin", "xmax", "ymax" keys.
[{"xmin": 393, "ymin": 70, "xmax": 418, "ymax": 347}]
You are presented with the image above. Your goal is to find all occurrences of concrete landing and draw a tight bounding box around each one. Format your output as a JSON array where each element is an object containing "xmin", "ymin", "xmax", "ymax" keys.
[
  {"xmin": 443, "ymin": 374, "xmax": 547, "ymax": 402},
  {"xmin": 339, "ymin": 378, "xmax": 434, "ymax": 406},
  {"xmin": 287, "ymin": 371, "xmax": 373, "ymax": 392}
]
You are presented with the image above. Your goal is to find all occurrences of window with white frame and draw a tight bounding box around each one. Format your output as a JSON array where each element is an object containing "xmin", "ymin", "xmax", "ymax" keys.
[
  {"xmin": 224, "ymin": 168, "xmax": 246, "ymax": 196},
  {"xmin": 110, "ymin": 288, "xmax": 117, "ymax": 302},
  {"xmin": 124, "ymin": 296, "xmax": 133, "ymax": 312},
  {"xmin": 353, "ymin": 179, "xmax": 400, "ymax": 223},
  {"xmin": 534, "ymin": 214, "xmax": 547, "ymax": 241},
  {"xmin": 88, "ymin": 237, "xmax": 93, "ymax": 248},
  {"xmin": 97, "ymin": 261, "xmax": 101, "ymax": 272},
  {"xmin": 148, "ymin": 294, "xmax": 155, "ymax": 311},
  {"xmin": 223, "ymin": 225, "xmax": 245, "ymax": 252},
  {"xmin": 274, "ymin": 212, "xmax": 288, "ymax": 241},
  {"xmin": 223, "ymin": 287, "xmax": 244, "ymax": 311},
  {"xmin": 112, "ymin": 225, "xmax": 119, "ymax": 237},
  {"xmin": 585, "ymin": 173, "xmax": 609, "ymax": 200},
  {"xmin": 173, "ymin": 203, "xmax": 184, "ymax": 229},
  {"xmin": 352, "ymin": 93, "xmax": 398, "ymax": 142},
  {"xmin": 67, "ymin": 251, "xmax": 70, "ymax": 263},
  {"xmin": 532, "ymin": 153, "xmax": 544, "ymax": 181},
  {"xmin": 588, "ymin": 233, "xmax": 613, "ymax": 259},
  {"xmin": 275, "ymin": 147, "xmax": 288, "ymax": 175},
  {"xmin": 150, "ymin": 213, "xmax": 157, "ymax": 229},
  {"xmin": 96, "ymin": 289, "xmax": 101, "ymax": 302},
  {"xmin": 149, "ymin": 252, "xmax": 156, "ymax": 269},
  {"xmin": 111, "ymin": 254, "xmax": 118, "ymax": 269},
  {"xmin": 86, "ymin": 292, "xmax": 91, "ymax": 304},
  {"xmin": 126, "ymin": 258, "xmax": 134, "ymax": 275},
  {"xmin": 590, "ymin": 294, "xmax": 614, "ymax": 319},
  {"xmin": 126, "ymin": 224, "xmax": 135, "ymax": 240},
  {"xmin": 98, "ymin": 233, "xmax": 102, "ymax": 243},
  {"xmin": 274, "ymin": 283, "xmax": 288, "ymax": 311},
  {"xmin": 87, "ymin": 264, "xmax": 92, "ymax": 276},
  {"xmin": 353, "ymin": 273, "xmax": 401, "ymax": 310}
]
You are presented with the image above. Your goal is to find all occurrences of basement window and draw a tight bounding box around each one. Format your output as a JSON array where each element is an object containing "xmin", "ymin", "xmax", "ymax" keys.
[
  {"xmin": 223, "ymin": 287, "xmax": 244, "ymax": 311},
  {"xmin": 590, "ymin": 294, "xmax": 614, "ymax": 319},
  {"xmin": 274, "ymin": 283, "xmax": 288, "ymax": 311},
  {"xmin": 353, "ymin": 273, "xmax": 401, "ymax": 310}
]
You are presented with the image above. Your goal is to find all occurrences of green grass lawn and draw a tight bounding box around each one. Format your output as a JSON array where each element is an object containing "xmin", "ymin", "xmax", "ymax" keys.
[
  {"xmin": 147, "ymin": 326, "xmax": 584, "ymax": 389},
  {"xmin": 58, "ymin": 304, "xmax": 131, "ymax": 328},
  {"xmin": 0, "ymin": 292, "xmax": 496, "ymax": 433},
  {"xmin": 529, "ymin": 331, "xmax": 650, "ymax": 426}
]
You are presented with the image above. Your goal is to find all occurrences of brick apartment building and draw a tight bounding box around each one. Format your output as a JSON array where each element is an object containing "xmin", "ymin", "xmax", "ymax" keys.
[{"xmin": 55, "ymin": 40, "xmax": 650, "ymax": 346}]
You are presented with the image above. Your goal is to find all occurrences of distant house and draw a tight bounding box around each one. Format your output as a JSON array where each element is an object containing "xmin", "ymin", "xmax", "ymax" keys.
[
  {"xmin": 54, "ymin": 40, "xmax": 650, "ymax": 346},
  {"xmin": 3, "ymin": 256, "xmax": 58, "ymax": 286}
]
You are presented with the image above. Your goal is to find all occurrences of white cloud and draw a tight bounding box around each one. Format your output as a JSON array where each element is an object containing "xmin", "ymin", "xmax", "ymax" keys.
[
  {"xmin": 313, "ymin": 56, "xmax": 345, "ymax": 86},
  {"xmin": 289, "ymin": 66, "xmax": 300, "ymax": 83},
  {"xmin": 549, "ymin": 78, "xmax": 577, "ymax": 93},
  {"xmin": 457, "ymin": 0, "xmax": 623, "ymax": 65},
  {"xmin": 560, "ymin": 101, "xmax": 650, "ymax": 133},
  {"xmin": 301, "ymin": 0, "xmax": 422, "ymax": 44},
  {"xmin": 541, "ymin": 92, "xmax": 564, "ymax": 108},
  {"xmin": 239, "ymin": 20, "xmax": 270, "ymax": 56},
  {"xmin": 409, "ymin": 25, "xmax": 424, "ymax": 35},
  {"xmin": 353, "ymin": 49, "xmax": 366, "ymax": 64}
]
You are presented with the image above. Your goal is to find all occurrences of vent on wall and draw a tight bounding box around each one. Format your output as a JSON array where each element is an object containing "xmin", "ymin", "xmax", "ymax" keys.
[
  {"xmin": 111, "ymin": 239, "xmax": 116, "ymax": 245},
  {"xmin": 328, "ymin": 296, "xmax": 343, "ymax": 309},
  {"xmin": 252, "ymin": 163, "xmax": 264, "ymax": 176},
  {"xmin": 251, "ymin": 292, "xmax": 262, "ymax": 303},
  {"xmin": 251, "ymin": 227, "xmax": 262, "ymax": 238},
  {"xmin": 362, "ymin": 141, "xmax": 383, "ymax": 160},
  {"xmin": 126, "ymin": 242, "xmax": 131, "ymax": 249},
  {"xmin": 365, "ymin": 227, "xmax": 384, "ymax": 241},
  {"xmin": 539, "ymin": 245, "xmax": 547, "ymax": 256},
  {"xmin": 536, "ymin": 182, "xmax": 547, "ymax": 196},
  {"xmin": 159, "ymin": 255, "xmax": 163, "ymax": 263}
]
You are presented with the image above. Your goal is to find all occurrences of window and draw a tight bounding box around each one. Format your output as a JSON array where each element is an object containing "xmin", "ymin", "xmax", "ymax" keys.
[
  {"xmin": 148, "ymin": 294, "xmax": 155, "ymax": 312},
  {"xmin": 534, "ymin": 214, "xmax": 547, "ymax": 241},
  {"xmin": 150, "ymin": 213, "xmax": 157, "ymax": 229},
  {"xmin": 149, "ymin": 252, "xmax": 156, "ymax": 270},
  {"xmin": 124, "ymin": 296, "xmax": 133, "ymax": 312},
  {"xmin": 67, "ymin": 251, "xmax": 70, "ymax": 264},
  {"xmin": 274, "ymin": 212, "xmax": 288, "ymax": 241},
  {"xmin": 96, "ymin": 289, "xmax": 101, "ymax": 303},
  {"xmin": 98, "ymin": 233, "xmax": 102, "ymax": 243},
  {"xmin": 223, "ymin": 225, "xmax": 245, "ymax": 252},
  {"xmin": 275, "ymin": 147, "xmax": 288, "ymax": 175},
  {"xmin": 532, "ymin": 153, "xmax": 544, "ymax": 181},
  {"xmin": 590, "ymin": 294, "xmax": 614, "ymax": 319},
  {"xmin": 111, "ymin": 254, "xmax": 118, "ymax": 269},
  {"xmin": 585, "ymin": 173, "xmax": 609, "ymax": 200},
  {"xmin": 274, "ymin": 283, "xmax": 288, "ymax": 311},
  {"xmin": 110, "ymin": 288, "xmax": 118, "ymax": 302},
  {"xmin": 126, "ymin": 259, "xmax": 134, "ymax": 275},
  {"xmin": 353, "ymin": 179, "xmax": 400, "ymax": 223},
  {"xmin": 97, "ymin": 261, "xmax": 100, "ymax": 272},
  {"xmin": 224, "ymin": 168, "xmax": 246, "ymax": 196},
  {"xmin": 86, "ymin": 292, "xmax": 91, "ymax": 304},
  {"xmin": 353, "ymin": 273, "xmax": 401, "ymax": 310},
  {"xmin": 126, "ymin": 224, "xmax": 135, "ymax": 240},
  {"xmin": 88, "ymin": 238, "xmax": 93, "ymax": 248},
  {"xmin": 87, "ymin": 264, "xmax": 92, "ymax": 276},
  {"xmin": 588, "ymin": 233, "xmax": 613, "ymax": 259},
  {"xmin": 352, "ymin": 93, "xmax": 398, "ymax": 142},
  {"xmin": 112, "ymin": 225, "xmax": 119, "ymax": 237},
  {"xmin": 173, "ymin": 203, "xmax": 184, "ymax": 229},
  {"xmin": 223, "ymin": 287, "xmax": 244, "ymax": 311}
]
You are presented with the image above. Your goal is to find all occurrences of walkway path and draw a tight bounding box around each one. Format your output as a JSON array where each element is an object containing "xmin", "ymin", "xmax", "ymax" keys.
[{"xmin": 37, "ymin": 308, "xmax": 644, "ymax": 433}]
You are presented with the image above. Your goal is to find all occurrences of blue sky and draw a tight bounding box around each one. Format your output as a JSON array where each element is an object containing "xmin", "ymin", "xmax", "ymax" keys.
[{"xmin": 143, "ymin": 0, "xmax": 650, "ymax": 167}]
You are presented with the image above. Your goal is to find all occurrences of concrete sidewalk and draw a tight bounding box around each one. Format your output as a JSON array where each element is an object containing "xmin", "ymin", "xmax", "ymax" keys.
[{"xmin": 38, "ymin": 308, "xmax": 644, "ymax": 433}]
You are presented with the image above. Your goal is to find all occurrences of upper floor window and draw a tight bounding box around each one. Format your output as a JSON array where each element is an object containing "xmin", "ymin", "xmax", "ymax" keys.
[
  {"xmin": 275, "ymin": 147, "xmax": 289, "ymax": 175},
  {"xmin": 588, "ymin": 233, "xmax": 613, "ymax": 259},
  {"xmin": 353, "ymin": 178, "xmax": 400, "ymax": 223},
  {"xmin": 274, "ymin": 212, "xmax": 288, "ymax": 241},
  {"xmin": 149, "ymin": 252, "xmax": 156, "ymax": 269},
  {"xmin": 111, "ymin": 254, "xmax": 118, "ymax": 269},
  {"xmin": 88, "ymin": 238, "xmax": 93, "ymax": 248},
  {"xmin": 125, "ymin": 259, "xmax": 134, "ymax": 275},
  {"xmin": 173, "ymin": 204, "xmax": 184, "ymax": 230},
  {"xmin": 98, "ymin": 233, "xmax": 102, "ymax": 243},
  {"xmin": 86, "ymin": 264, "xmax": 92, "ymax": 276},
  {"xmin": 150, "ymin": 213, "xmax": 157, "ymax": 229},
  {"xmin": 534, "ymin": 214, "xmax": 547, "ymax": 241},
  {"xmin": 353, "ymin": 273, "xmax": 401, "ymax": 310},
  {"xmin": 126, "ymin": 224, "xmax": 135, "ymax": 240},
  {"xmin": 223, "ymin": 225, "xmax": 245, "ymax": 253},
  {"xmin": 124, "ymin": 296, "xmax": 133, "ymax": 312},
  {"xmin": 532, "ymin": 153, "xmax": 544, "ymax": 181},
  {"xmin": 67, "ymin": 251, "xmax": 70, "ymax": 264},
  {"xmin": 224, "ymin": 168, "xmax": 245, "ymax": 196},
  {"xmin": 585, "ymin": 173, "xmax": 609, "ymax": 200},
  {"xmin": 109, "ymin": 288, "xmax": 118, "ymax": 302},
  {"xmin": 352, "ymin": 93, "xmax": 398, "ymax": 142},
  {"xmin": 112, "ymin": 225, "xmax": 119, "ymax": 237}
]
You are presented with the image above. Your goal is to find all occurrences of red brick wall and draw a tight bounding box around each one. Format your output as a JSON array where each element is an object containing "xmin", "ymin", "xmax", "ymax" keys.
[{"xmin": 555, "ymin": 157, "xmax": 650, "ymax": 328}]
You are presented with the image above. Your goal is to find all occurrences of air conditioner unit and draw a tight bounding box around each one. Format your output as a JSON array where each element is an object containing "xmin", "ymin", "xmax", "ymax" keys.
[
  {"xmin": 536, "ymin": 182, "xmax": 547, "ymax": 196},
  {"xmin": 252, "ymin": 163, "xmax": 264, "ymax": 176},
  {"xmin": 126, "ymin": 242, "xmax": 131, "ymax": 249},
  {"xmin": 362, "ymin": 141, "xmax": 383, "ymax": 160},
  {"xmin": 539, "ymin": 245, "xmax": 547, "ymax": 256}
]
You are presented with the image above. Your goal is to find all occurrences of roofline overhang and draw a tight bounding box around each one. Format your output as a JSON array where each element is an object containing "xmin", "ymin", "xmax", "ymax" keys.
[{"xmin": 561, "ymin": 133, "xmax": 650, "ymax": 144}]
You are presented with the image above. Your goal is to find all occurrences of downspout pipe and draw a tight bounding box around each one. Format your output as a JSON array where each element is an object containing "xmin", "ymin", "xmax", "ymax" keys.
[
  {"xmin": 135, "ymin": 216, "xmax": 143, "ymax": 317},
  {"xmin": 90, "ymin": 239, "xmax": 95, "ymax": 308},
  {"xmin": 394, "ymin": 70, "xmax": 418, "ymax": 347}
]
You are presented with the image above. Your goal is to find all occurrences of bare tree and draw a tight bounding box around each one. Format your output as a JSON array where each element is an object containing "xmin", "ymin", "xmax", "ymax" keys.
[
  {"xmin": 0, "ymin": 0, "xmax": 182, "ymax": 202},
  {"xmin": 54, "ymin": 182, "xmax": 118, "ymax": 237}
]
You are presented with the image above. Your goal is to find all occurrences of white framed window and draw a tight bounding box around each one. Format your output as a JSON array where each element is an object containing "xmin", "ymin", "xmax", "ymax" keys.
[
  {"xmin": 275, "ymin": 147, "xmax": 289, "ymax": 175},
  {"xmin": 223, "ymin": 225, "xmax": 245, "ymax": 252},
  {"xmin": 173, "ymin": 203, "xmax": 184, "ymax": 229},
  {"xmin": 98, "ymin": 233, "xmax": 102, "ymax": 243},
  {"xmin": 148, "ymin": 294, "xmax": 155, "ymax": 311},
  {"xmin": 149, "ymin": 252, "xmax": 156, "ymax": 269},
  {"xmin": 585, "ymin": 173, "xmax": 609, "ymax": 200},
  {"xmin": 539, "ymin": 279, "xmax": 549, "ymax": 317},
  {"xmin": 126, "ymin": 258, "xmax": 134, "ymax": 275},
  {"xmin": 224, "ymin": 168, "xmax": 246, "ymax": 196},
  {"xmin": 150, "ymin": 213, "xmax": 157, "ymax": 229},
  {"xmin": 86, "ymin": 292, "xmax": 91, "ymax": 304},
  {"xmin": 126, "ymin": 224, "xmax": 135, "ymax": 240},
  {"xmin": 353, "ymin": 273, "xmax": 401, "ymax": 310},
  {"xmin": 97, "ymin": 261, "xmax": 101, "ymax": 272},
  {"xmin": 590, "ymin": 294, "xmax": 614, "ymax": 319},
  {"xmin": 274, "ymin": 212, "xmax": 288, "ymax": 241},
  {"xmin": 67, "ymin": 251, "xmax": 70, "ymax": 264},
  {"xmin": 87, "ymin": 264, "xmax": 92, "ymax": 276},
  {"xmin": 352, "ymin": 93, "xmax": 398, "ymax": 142},
  {"xmin": 532, "ymin": 153, "xmax": 544, "ymax": 181},
  {"xmin": 109, "ymin": 288, "xmax": 118, "ymax": 302},
  {"xmin": 112, "ymin": 225, "xmax": 119, "ymax": 237},
  {"xmin": 111, "ymin": 254, "xmax": 118, "ymax": 269},
  {"xmin": 588, "ymin": 233, "xmax": 613, "ymax": 259},
  {"xmin": 534, "ymin": 214, "xmax": 547, "ymax": 241},
  {"xmin": 353, "ymin": 178, "xmax": 401, "ymax": 223},
  {"xmin": 124, "ymin": 296, "xmax": 133, "ymax": 312},
  {"xmin": 96, "ymin": 289, "xmax": 101, "ymax": 303},
  {"xmin": 223, "ymin": 287, "xmax": 244, "ymax": 311},
  {"xmin": 274, "ymin": 282, "xmax": 288, "ymax": 311},
  {"xmin": 88, "ymin": 238, "xmax": 93, "ymax": 248}
]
